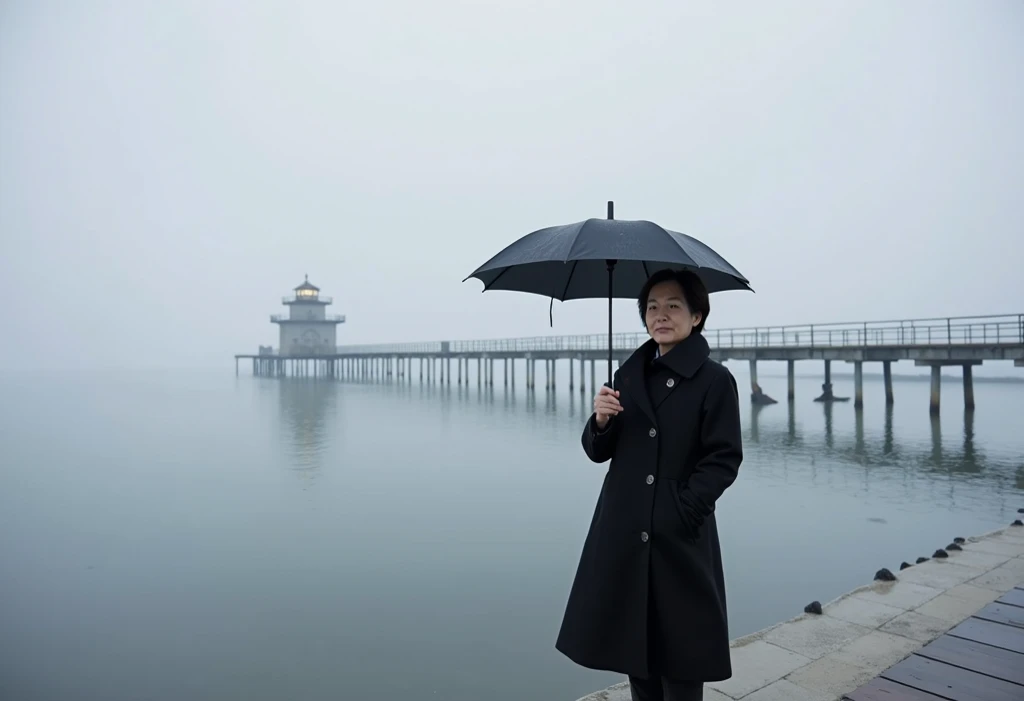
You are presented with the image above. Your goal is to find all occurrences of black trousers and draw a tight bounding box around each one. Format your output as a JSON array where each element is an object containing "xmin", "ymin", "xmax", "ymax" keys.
[{"xmin": 628, "ymin": 675, "xmax": 703, "ymax": 701}]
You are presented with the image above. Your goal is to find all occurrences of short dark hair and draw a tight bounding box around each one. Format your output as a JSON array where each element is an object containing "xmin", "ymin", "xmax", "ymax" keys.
[{"xmin": 637, "ymin": 268, "xmax": 710, "ymax": 334}]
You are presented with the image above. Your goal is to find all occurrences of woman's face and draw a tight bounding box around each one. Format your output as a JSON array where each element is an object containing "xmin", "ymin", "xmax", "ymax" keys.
[{"xmin": 645, "ymin": 280, "xmax": 702, "ymax": 348}]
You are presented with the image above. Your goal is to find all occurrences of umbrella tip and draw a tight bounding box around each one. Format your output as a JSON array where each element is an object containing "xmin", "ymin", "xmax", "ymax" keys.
[{"xmin": 607, "ymin": 201, "xmax": 614, "ymax": 220}]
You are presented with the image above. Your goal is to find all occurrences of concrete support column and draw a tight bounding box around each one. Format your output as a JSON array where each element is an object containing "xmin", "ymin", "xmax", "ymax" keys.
[
  {"xmin": 963, "ymin": 364, "xmax": 975, "ymax": 411},
  {"xmin": 489, "ymin": 359, "xmax": 494, "ymax": 386},
  {"xmin": 446, "ymin": 358, "xmax": 451, "ymax": 385},
  {"xmin": 504, "ymin": 359, "xmax": 508, "ymax": 387},
  {"xmin": 579, "ymin": 357, "xmax": 586, "ymax": 394},
  {"xmin": 511, "ymin": 358, "xmax": 516, "ymax": 388},
  {"xmin": 787, "ymin": 360, "xmax": 795, "ymax": 402},
  {"xmin": 591, "ymin": 360, "xmax": 596, "ymax": 392},
  {"xmin": 883, "ymin": 361, "xmax": 894, "ymax": 405},
  {"xmin": 854, "ymin": 361, "xmax": 864, "ymax": 409},
  {"xmin": 929, "ymin": 365, "xmax": 941, "ymax": 416},
  {"xmin": 749, "ymin": 358, "xmax": 778, "ymax": 405},
  {"xmin": 569, "ymin": 358, "xmax": 574, "ymax": 391},
  {"xmin": 550, "ymin": 359, "xmax": 556, "ymax": 391}
]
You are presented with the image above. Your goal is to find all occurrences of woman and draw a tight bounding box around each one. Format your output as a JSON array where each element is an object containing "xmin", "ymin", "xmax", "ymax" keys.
[{"xmin": 555, "ymin": 268, "xmax": 743, "ymax": 701}]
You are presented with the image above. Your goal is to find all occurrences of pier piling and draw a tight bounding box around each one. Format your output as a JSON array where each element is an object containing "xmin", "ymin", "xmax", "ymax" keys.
[
  {"xmin": 963, "ymin": 363, "xmax": 975, "ymax": 411},
  {"xmin": 854, "ymin": 360, "xmax": 864, "ymax": 409},
  {"xmin": 883, "ymin": 360, "xmax": 894, "ymax": 404}
]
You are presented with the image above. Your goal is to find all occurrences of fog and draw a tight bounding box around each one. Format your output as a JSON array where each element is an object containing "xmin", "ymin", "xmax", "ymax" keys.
[{"xmin": 1, "ymin": 0, "xmax": 1022, "ymax": 371}]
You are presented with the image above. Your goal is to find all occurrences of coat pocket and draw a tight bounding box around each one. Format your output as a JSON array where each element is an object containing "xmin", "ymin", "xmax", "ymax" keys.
[{"xmin": 668, "ymin": 480, "xmax": 700, "ymax": 542}]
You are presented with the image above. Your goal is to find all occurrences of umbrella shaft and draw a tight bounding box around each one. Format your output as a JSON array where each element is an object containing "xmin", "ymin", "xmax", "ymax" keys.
[{"xmin": 607, "ymin": 260, "xmax": 616, "ymax": 388}]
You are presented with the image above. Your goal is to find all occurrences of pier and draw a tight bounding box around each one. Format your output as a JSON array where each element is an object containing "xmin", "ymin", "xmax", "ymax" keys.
[
  {"xmin": 577, "ymin": 524, "xmax": 1024, "ymax": 701},
  {"xmin": 237, "ymin": 313, "xmax": 1023, "ymax": 414}
]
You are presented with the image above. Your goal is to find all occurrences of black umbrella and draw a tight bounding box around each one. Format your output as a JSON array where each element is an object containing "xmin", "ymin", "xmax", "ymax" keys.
[{"xmin": 464, "ymin": 202, "xmax": 752, "ymax": 385}]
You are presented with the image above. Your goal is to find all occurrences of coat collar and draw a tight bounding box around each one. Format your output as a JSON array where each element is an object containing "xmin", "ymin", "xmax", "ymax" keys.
[
  {"xmin": 652, "ymin": 332, "xmax": 711, "ymax": 379},
  {"xmin": 617, "ymin": 333, "xmax": 711, "ymax": 426}
]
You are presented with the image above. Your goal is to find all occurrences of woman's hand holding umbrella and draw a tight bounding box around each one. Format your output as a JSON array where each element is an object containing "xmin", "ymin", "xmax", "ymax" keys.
[{"xmin": 593, "ymin": 386, "xmax": 622, "ymax": 430}]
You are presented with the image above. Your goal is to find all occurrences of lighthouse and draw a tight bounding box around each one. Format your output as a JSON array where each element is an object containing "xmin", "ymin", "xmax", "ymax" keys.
[{"xmin": 271, "ymin": 275, "xmax": 345, "ymax": 356}]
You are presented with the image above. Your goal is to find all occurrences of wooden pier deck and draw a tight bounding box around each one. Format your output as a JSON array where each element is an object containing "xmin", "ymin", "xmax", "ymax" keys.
[{"xmin": 843, "ymin": 586, "xmax": 1024, "ymax": 701}]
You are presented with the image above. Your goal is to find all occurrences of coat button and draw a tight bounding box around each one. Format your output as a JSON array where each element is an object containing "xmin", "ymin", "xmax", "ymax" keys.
[
  {"xmin": 641, "ymin": 531, "xmax": 649, "ymax": 543},
  {"xmin": 646, "ymin": 474, "xmax": 654, "ymax": 485},
  {"xmin": 666, "ymin": 378, "xmax": 675, "ymax": 388},
  {"xmin": 649, "ymin": 427, "xmax": 657, "ymax": 438}
]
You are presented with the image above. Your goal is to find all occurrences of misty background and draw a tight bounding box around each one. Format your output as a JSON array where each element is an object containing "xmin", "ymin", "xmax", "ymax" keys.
[{"xmin": 1, "ymin": 0, "xmax": 1022, "ymax": 372}]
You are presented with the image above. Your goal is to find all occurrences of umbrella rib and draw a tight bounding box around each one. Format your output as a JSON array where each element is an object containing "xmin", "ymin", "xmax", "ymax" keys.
[
  {"xmin": 549, "ymin": 259, "xmax": 579, "ymax": 327},
  {"xmin": 481, "ymin": 267, "xmax": 511, "ymax": 292},
  {"xmin": 558, "ymin": 260, "xmax": 579, "ymax": 301}
]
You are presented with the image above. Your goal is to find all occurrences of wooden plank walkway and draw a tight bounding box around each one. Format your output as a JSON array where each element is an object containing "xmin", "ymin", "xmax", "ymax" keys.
[{"xmin": 843, "ymin": 586, "xmax": 1024, "ymax": 701}]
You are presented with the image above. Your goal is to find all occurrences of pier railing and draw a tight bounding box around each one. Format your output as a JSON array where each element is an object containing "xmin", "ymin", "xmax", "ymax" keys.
[
  {"xmin": 271, "ymin": 314, "xmax": 346, "ymax": 323},
  {"xmin": 331, "ymin": 313, "xmax": 1024, "ymax": 356}
]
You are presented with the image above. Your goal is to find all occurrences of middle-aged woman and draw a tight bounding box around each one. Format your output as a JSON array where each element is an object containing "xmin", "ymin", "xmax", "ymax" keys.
[{"xmin": 555, "ymin": 268, "xmax": 744, "ymax": 701}]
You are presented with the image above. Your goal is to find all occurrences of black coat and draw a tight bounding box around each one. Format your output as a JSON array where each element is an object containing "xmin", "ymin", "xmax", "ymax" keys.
[{"xmin": 555, "ymin": 332, "xmax": 743, "ymax": 682}]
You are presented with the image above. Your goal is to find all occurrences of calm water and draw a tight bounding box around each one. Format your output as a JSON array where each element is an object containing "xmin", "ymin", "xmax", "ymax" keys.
[{"xmin": 1, "ymin": 363, "xmax": 1022, "ymax": 701}]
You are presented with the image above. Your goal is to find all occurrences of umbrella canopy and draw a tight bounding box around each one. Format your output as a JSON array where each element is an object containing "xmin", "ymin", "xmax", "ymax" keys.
[
  {"xmin": 466, "ymin": 218, "xmax": 751, "ymax": 299},
  {"xmin": 464, "ymin": 202, "xmax": 752, "ymax": 384}
]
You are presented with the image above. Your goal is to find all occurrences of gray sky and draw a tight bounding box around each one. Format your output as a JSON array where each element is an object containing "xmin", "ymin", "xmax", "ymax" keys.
[{"xmin": 1, "ymin": 0, "xmax": 1022, "ymax": 370}]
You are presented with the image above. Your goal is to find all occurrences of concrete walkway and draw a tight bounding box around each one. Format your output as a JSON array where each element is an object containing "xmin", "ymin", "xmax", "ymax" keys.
[{"xmin": 575, "ymin": 523, "xmax": 1024, "ymax": 701}]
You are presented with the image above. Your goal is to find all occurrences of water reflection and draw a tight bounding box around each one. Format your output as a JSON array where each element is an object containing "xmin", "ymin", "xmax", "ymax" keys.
[
  {"xmin": 745, "ymin": 400, "xmax": 997, "ymax": 480},
  {"xmin": 283, "ymin": 373, "xmax": 1022, "ymax": 496},
  {"xmin": 276, "ymin": 378, "xmax": 339, "ymax": 476}
]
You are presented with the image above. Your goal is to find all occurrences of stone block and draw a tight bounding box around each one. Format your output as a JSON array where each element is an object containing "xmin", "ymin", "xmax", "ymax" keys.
[
  {"xmin": 786, "ymin": 656, "xmax": 876, "ymax": 699},
  {"xmin": 991, "ymin": 529, "xmax": 1024, "ymax": 543},
  {"xmin": 763, "ymin": 615, "xmax": 870, "ymax": 660},
  {"xmin": 705, "ymin": 641, "xmax": 811, "ymax": 699},
  {"xmin": 895, "ymin": 560, "xmax": 986, "ymax": 589},
  {"xmin": 998, "ymin": 556, "xmax": 1024, "ymax": 574},
  {"xmin": 966, "ymin": 540, "xmax": 1024, "ymax": 558},
  {"xmin": 850, "ymin": 580, "xmax": 943, "ymax": 610},
  {"xmin": 943, "ymin": 549, "xmax": 1010, "ymax": 570},
  {"xmin": 968, "ymin": 563, "xmax": 1024, "ymax": 592},
  {"xmin": 741, "ymin": 679, "xmax": 832, "ymax": 701},
  {"xmin": 943, "ymin": 582, "xmax": 1003, "ymax": 605},
  {"xmin": 823, "ymin": 595, "xmax": 904, "ymax": 628},
  {"xmin": 830, "ymin": 630, "xmax": 921, "ymax": 672},
  {"xmin": 879, "ymin": 610, "xmax": 954, "ymax": 643},
  {"xmin": 913, "ymin": 592, "xmax": 987, "ymax": 623}
]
